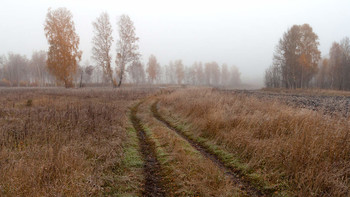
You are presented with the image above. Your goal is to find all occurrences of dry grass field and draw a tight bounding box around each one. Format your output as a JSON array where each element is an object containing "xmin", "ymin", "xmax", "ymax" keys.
[
  {"xmin": 157, "ymin": 88, "xmax": 350, "ymax": 196},
  {"xmin": 0, "ymin": 87, "xmax": 156, "ymax": 196},
  {"xmin": 1, "ymin": 86, "xmax": 349, "ymax": 196}
]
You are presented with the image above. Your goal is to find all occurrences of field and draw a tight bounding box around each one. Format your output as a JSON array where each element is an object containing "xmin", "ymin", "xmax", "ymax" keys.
[
  {"xmin": 0, "ymin": 87, "xmax": 349, "ymax": 196},
  {"xmin": 0, "ymin": 87, "xmax": 157, "ymax": 196}
]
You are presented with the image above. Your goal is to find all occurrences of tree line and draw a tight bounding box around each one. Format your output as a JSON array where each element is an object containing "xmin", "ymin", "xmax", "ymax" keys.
[
  {"xmin": 0, "ymin": 51, "xmax": 52, "ymax": 87},
  {"xmin": 131, "ymin": 57, "xmax": 241, "ymax": 86},
  {"xmin": 0, "ymin": 51, "xmax": 241, "ymax": 87},
  {"xmin": 0, "ymin": 7, "xmax": 241, "ymax": 88},
  {"xmin": 265, "ymin": 23, "xmax": 350, "ymax": 90}
]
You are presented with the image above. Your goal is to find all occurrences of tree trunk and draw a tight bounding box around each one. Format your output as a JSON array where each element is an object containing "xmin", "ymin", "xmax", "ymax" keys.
[
  {"xmin": 109, "ymin": 72, "xmax": 116, "ymax": 88},
  {"xmin": 117, "ymin": 65, "xmax": 124, "ymax": 88},
  {"xmin": 64, "ymin": 80, "xmax": 73, "ymax": 88},
  {"xmin": 117, "ymin": 73, "xmax": 123, "ymax": 87}
]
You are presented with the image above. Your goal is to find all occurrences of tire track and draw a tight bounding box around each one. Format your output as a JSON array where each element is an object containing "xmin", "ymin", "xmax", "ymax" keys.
[
  {"xmin": 130, "ymin": 102, "xmax": 166, "ymax": 197},
  {"xmin": 151, "ymin": 101, "xmax": 272, "ymax": 197}
]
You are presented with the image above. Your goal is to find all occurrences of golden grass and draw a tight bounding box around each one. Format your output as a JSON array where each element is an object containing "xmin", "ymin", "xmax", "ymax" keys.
[
  {"xmin": 0, "ymin": 87, "xmax": 155, "ymax": 196},
  {"xmin": 158, "ymin": 88, "xmax": 350, "ymax": 196}
]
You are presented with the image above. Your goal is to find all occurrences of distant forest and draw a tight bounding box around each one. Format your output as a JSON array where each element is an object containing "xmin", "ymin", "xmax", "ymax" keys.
[
  {"xmin": 0, "ymin": 8, "xmax": 240, "ymax": 88},
  {"xmin": 0, "ymin": 51, "xmax": 241, "ymax": 88}
]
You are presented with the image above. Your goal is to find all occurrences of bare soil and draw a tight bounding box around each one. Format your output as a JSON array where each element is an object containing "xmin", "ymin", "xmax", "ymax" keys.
[{"xmin": 219, "ymin": 89, "xmax": 350, "ymax": 117}]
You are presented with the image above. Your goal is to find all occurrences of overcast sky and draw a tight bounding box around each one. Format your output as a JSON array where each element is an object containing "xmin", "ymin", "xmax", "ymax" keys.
[{"xmin": 0, "ymin": 0, "xmax": 349, "ymax": 86}]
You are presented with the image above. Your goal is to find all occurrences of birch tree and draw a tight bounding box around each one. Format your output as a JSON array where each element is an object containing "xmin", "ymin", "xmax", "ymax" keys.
[
  {"xmin": 44, "ymin": 7, "xmax": 82, "ymax": 88},
  {"xmin": 174, "ymin": 59, "xmax": 184, "ymax": 85},
  {"xmin": 272, "ymin": 24, "xmax": 320, "ymax": 88},
  {"xmin": 116, "ymin": 15, "xmax": 140, "ymax": 87},
  {"xmin": 127, "ymin": 61, "xmax": 145, "ymax": 84},
  {"xmin": 92, "ymin": 12, "xmax": 114, "ymax": 87}
]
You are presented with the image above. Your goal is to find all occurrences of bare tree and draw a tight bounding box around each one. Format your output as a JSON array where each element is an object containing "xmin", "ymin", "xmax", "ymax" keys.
[
  {"xmin": 4, "ymin": 53, "xmax": 29, "ymax": 86},
  {"xmin": 204, "ymin": 61, "xmax": 220, "ymax": 86},
  {"xmin": 265, "ymin": 64, "xmax": 281, "ymax": 88},
  {"xmin": 92, "ymin": 12, "xmax": 114, "ymax": 87},
  {"xmin": 340, "ymin": 37, "xmax": 350, "ymax": 90},
  {"xmin": 84, "ymin": 63, "xmax": 94, "ymax": 84},
  {"xmin": 185, "ymin": 65, "xmax": 196, "ymax": 85},
  {"xmin": 146, "ymin": 54, "xmax": 160, "ymax": 84},
  {"xmin": 212, "ymin": 62, "xmax": 220, "ymax": 86},
  {"xmin": 230, "ymin": 65, "xmax": 241, "ymax": 87},
  {"xmin": 30, "ymin": 51, "xmax": 48, "ymax": 86},
  {"xmin": 92, "ymin": 66, "xmax": 103, "ymax": 84},
  {"xmin": 328, "ymin": 37, "xmax": 350, "ymax": 90},
  {"xmin": 315, "ymin": 58, "xmax": 331, "ymax": 89},
  {"xmin": 0, "ymin": 55, "xmax": 6, "ymax": 81},
  {"xmin": 165, "ymin": 61, "xmax": 176, "ymax": 84},
  {"xmin": 329, "ymin": 42, "xmax": 343, "ymax": 89},
  {"xmin": 127, "ymin": 61, "xmax": 145, "ymax": 84},
  {"xmin": 78, "ymin": 60, "xmax": 94, "ymax": 85},
  {"xmin": 204, "ymin": 62, "xmax": 211, "ymax": 85},
  {"xmin": 75, "ymin": 64, "xmax": 84, "ymax": 88},
  {"xmin": 193, "ymin": 62, "xmax": 204, "ymax": 85},
  {"xmin": 174, "ymin": 60, "xmax": 184, "ymax": 85},
  {"xmin": 221, "ymin": 63, "xmax": 229, "ymax": 86},
  {"xmin": 115, "ymin": 15, "xmax": 140, "ymax": 87},
  {"xmin": 44, "ymin": 7, "xmax": 82, "ymax": 88},
  {"xmin": 0, "ymin": 55, "xmax": 4, "ymax": 66}
]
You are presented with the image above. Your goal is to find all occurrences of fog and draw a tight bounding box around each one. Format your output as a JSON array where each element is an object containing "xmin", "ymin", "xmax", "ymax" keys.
[{"xmin": 1, "ymin": 0, "xmax": 349, "ymax": 87}]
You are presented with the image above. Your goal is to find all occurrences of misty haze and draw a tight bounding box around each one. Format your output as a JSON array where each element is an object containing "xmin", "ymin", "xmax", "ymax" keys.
[{"xmin": 0, "ymin": 0, "xmax": 350, "ymax": 196}]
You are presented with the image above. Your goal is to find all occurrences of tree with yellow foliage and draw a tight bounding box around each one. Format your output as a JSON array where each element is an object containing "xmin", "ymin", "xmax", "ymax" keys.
[
  {"xmin": 146, "ymin": 54, "xmax": 160, "ymax": 84},
  {"xmin": 44, "ymin": 7, "xmax": 82, "ymax": 88}
]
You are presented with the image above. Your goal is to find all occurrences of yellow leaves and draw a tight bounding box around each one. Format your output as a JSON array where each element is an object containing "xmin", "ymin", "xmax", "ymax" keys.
[
  {"xmin": 44, "ymin": 8, "xmax": 82, "ymax": 88},
  {"xmin": 298, "ymin": 53, "xmax": 309, "ymax": 68},
  {"xmin": 146, "ymin": 55, "xmax": 160, "ymax": 83}
]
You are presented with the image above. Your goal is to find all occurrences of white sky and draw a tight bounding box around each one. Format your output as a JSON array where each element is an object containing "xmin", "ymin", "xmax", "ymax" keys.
[{"xmin": 0, "ymin": 0, "xmax": 350, "ymax": 86}]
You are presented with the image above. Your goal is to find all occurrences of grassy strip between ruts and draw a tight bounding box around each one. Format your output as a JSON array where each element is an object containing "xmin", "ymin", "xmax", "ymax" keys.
[
  {"xmin": 104, "ymin": 121, "xmax": 144, "ymax": 196},
  {"xmin": 141, "ymin": 125, "xmax": 175, "ymax": 193},
  {"xmin": 130, "ymin": 101, "xmax": 167, "ymax": 196},
  {"xmin": 152, "ymin": 101, "xmax": 290, "ymax": 197},
  {"xmin": 139, "ymin": 100, "xmax": 238, "ymax": 196}
]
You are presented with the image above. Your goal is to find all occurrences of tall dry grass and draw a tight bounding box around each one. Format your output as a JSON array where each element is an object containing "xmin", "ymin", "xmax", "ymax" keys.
[
  {"xmin": 0, "ymin": 87, "xmax": 155, "ymax": 196},
  {"xmin": 159, "ymin": 88, "xmax": 350, "ymax": 196}
]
